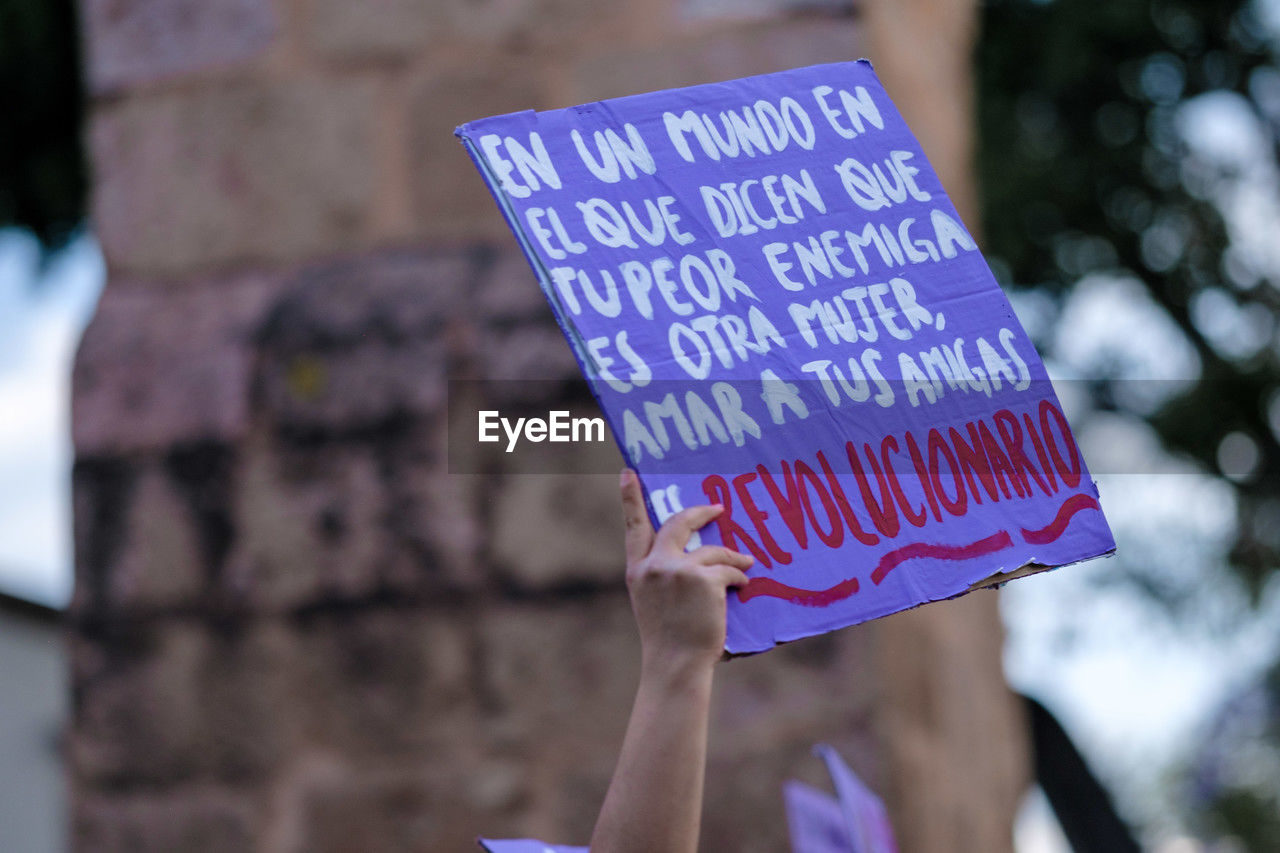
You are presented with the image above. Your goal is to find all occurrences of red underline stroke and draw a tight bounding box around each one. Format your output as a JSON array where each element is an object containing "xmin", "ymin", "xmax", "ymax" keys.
[
  {"xmin": 1020, "ymin": 494, "xmax": 1100, "ymax": 545},
  {"xmin": 869, "ymin": 531, "xmax": 1014, "ymax": 586},
  {"xmin": 736, "ymin": 530, "xmax": 1017, "ymax": 607},
  {"xmin": 737, "ymin": 575, "xmax": 861, "ymax": 607}
]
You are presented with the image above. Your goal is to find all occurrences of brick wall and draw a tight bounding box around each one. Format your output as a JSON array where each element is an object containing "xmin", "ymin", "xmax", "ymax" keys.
[{"xmin": 70, "ymin": 0, "xmax": 1027, "ymax": 849}]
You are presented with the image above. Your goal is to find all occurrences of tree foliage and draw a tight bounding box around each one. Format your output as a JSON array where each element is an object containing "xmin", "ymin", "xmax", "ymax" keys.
[
  {"xmin": 979, "ymin": 0, "xmax": 1280, "ymax": 843},
  {"xmin": 978, "ymin": 0, "xmax": 1280, "ymax": 595},
  {"xmin": 0, "ymin": 0, "xmax": 86, "ymax": 248}
]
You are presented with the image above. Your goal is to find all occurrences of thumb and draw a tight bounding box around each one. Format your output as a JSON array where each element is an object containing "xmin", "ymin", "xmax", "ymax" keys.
[{"xmin": 619, "ymin": 468, "xmax": 655, "ymax": 564}]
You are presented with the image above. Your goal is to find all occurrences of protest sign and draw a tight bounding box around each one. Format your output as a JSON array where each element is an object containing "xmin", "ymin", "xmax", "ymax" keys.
[
  {"xmin": 457, "ymin": 60, "xmax": 1115, "ymax": 654},
  {"xmin": 477, "ymin": 839, "xmax": 586, "ymax": 853}
]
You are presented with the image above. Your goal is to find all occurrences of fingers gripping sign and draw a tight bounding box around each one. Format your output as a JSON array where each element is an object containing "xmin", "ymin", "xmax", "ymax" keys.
[
  {"xmin": 653, "ymin": 504, "xmax": 723, "ymax": 556},
  {"xmin": 619, "ymin": 469, "xmax": 754, "ymax": 668}
]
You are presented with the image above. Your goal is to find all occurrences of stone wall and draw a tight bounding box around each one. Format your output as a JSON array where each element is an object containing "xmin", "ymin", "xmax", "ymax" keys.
[{"xmin": 70, "ymin": 0, "xmax": 1027, "ymax": 849}]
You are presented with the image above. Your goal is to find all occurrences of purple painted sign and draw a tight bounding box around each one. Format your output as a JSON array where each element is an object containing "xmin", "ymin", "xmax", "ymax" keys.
[
  {"xmin": 477, "ymin": 839, "xmax": 587, "ymax": 853},
  {"xmin": 457, "ymin": 60, "xmax": 1115, "ymax": 653}
]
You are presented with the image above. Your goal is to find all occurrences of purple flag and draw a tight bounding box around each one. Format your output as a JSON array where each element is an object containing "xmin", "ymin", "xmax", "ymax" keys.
[
  {"xmin": 784, "ymin": 780, "xmax": 857, "ymax": 853},
  {"xmin": 457, "ymin": 60, "xmax": 1115, "ymax": 654},
  {"xmin": 815, "ymin": 745, "xmax": 898, "ymax": 853},
  {"xmin": 477, "ymin": 839, "xmax": 587, "ymax": 853}
]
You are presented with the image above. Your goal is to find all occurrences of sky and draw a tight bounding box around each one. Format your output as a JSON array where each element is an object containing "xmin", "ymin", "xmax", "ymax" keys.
[{"xmin": 0, "ymin": 229, "xmax": 102, "ymax": 607}]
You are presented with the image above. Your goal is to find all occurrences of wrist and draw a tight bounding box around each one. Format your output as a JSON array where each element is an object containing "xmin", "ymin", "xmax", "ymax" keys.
[{"xmin": 640, "ymin": 645, "xmax": 718, "ymax": 691}]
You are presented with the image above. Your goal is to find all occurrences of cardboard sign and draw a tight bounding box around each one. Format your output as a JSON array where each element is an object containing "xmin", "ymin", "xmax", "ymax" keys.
[
  {"xmin": 457, "ymin": 60, "xmax": 1115, "ymax": 653},
  {"xmin": 477, "ymin": 839, "xmax": 586, "ymax": 853}
]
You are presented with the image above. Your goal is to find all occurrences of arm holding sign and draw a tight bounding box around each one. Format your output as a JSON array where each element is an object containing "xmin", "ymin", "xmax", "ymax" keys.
[{"xmin": 589, "ymin": 470, "xmax": 754, "ymax": 853}]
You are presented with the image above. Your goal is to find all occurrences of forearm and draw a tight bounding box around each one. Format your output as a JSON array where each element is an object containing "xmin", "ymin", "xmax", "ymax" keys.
[
  {"xmin": 589, "ymin": 656, "xmax": 716, "ymax": 853},
  {"xmin": 597, "ymin": 471, "xmax": 750, "ymax": 852}
]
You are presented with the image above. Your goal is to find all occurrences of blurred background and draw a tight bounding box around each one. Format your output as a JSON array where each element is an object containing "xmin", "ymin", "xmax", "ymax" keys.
[{"xmin": 1, "ymin": 0, "xmax": 1279, "ymax": 850}]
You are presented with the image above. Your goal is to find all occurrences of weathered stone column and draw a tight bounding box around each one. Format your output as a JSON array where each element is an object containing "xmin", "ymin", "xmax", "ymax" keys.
[
  {"xmin": 863, "ymin": 2, "xmax": 1031, "ymax": 849},
  {"xmin": 69, "ymin": 1, "xmax": 1026, "ymax": 849}
]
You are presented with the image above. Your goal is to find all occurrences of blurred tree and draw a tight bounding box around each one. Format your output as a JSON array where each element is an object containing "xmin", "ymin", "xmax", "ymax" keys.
[
  {"xmin": 978, "ymin": 0, "xmax": 1280, "ymax": 844},
  {"xmin": 979, "ymin": 0, "xmax": 1279, "ymax": 595},
  {"xmin": 0, "ymin": 0, "xmax": 85, "ymax": 248},
  {"xmin": 1190, "ymin": 658, "xmax": 1280, "ymax": 847}
]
